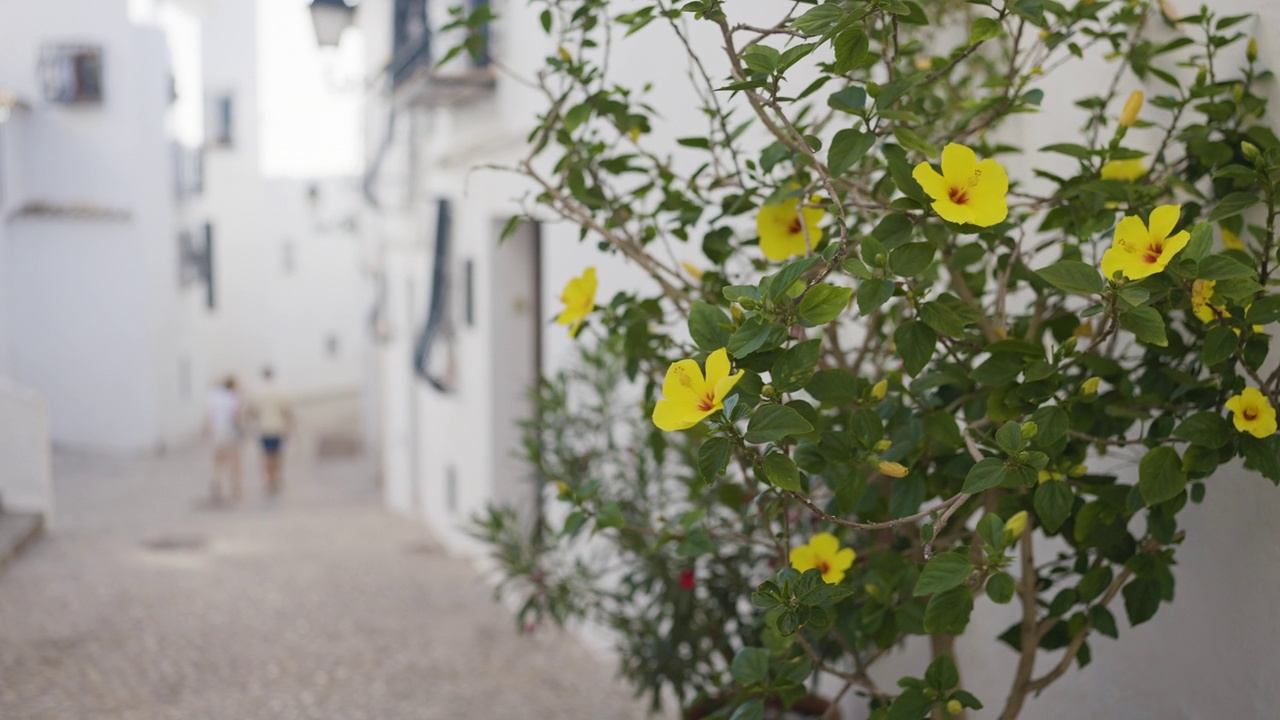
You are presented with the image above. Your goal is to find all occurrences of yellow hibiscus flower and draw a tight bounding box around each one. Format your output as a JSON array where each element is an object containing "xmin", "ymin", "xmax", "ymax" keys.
[
  {"xmin": 789, "ymin": 532, "xmax": 856, "ymax": 584},
  {"xmin": 756, "ymin": 193, "xmax": 825, "ymax": 261},
  {"xmin": 1225, "ymin": 387, "xmax": 1278, "ymax": 438},
  {"xmin": 556, "ymin": 267, "xmax": 598, "ymax": 336},
  {"xmin": 1100, "ymin": 158, "xmax": 1147, "ymax": 182},
  {"xmin": 651, "ymin": 347, "xmax": 744, "ymax": 431},
  {"xmin": 912, "ymin": 143, "xmax": 1009, "ymax": 227},
  {"xmin": 1100, "ymin": 205, "xmax": 1190, "ymax": 281}
]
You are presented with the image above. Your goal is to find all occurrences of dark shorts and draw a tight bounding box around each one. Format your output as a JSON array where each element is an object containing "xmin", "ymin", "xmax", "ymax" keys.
[{"xmin": 261, "ymin": 436, "xmax": 284, "ymax": 455}]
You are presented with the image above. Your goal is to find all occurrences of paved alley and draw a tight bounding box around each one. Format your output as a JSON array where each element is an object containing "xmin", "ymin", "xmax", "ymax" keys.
[{"xmin": 0, "ymin": 399, "xmax": 653, "ymax": 720}]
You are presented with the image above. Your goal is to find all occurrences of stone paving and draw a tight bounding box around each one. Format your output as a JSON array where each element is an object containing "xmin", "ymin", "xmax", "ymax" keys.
[{"xmin": 0, "ymin": 399, "xmax": 655, "ymax": 720}]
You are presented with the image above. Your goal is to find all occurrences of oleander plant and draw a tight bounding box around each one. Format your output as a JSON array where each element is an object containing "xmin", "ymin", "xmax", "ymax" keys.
[{"xmin": 464, "ymin": 0, "xmax": 1280, "ymax": 717}]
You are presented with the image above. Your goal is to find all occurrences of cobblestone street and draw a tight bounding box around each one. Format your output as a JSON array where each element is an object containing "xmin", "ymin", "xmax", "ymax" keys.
[{"xmin": 0, "ymin": 399, "xmax": 652, "ymax": 720}]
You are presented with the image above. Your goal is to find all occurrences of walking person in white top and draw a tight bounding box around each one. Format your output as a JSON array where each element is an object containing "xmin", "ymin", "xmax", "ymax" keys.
[
  {"xmin": 203, "ymin": 376, "xmax": 244, "ymax": 504},
  {"xmin": 250, "ymin": 367, "xmax": 294, "ymax": 496}
]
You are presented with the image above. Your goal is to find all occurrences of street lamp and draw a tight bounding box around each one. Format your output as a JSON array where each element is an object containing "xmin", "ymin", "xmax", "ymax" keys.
[{"xmin": 308, "ymin": 0, "xmax": 355, "ymax": 48}]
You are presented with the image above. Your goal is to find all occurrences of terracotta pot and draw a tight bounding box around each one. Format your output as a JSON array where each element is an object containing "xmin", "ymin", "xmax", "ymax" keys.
[{"xmin": 684, "ymin": 694, "xmax": 841, "ymax": 720}]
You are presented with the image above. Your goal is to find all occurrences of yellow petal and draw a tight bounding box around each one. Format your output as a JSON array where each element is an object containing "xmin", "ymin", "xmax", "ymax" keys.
[
  {"xmin": 713, "ymin": 370, "xmax": 744, "ymax": 406},
  {"xmin": 912, "ymin": 162, "xmax": 950, "ymax": 201},
  {"xmin": 1100, "ymin": 158, "xmax": 1147, "ymax": 181},
  {"xmin": 662, "ymin": 359, "xmax": 706, "ymax": 404},
  {"xmin": 1159, "ymin": 229, "xmax": 1190, "ymax": 266},
  {"xmin": 704, "ymin": 348, "xmax": 731, "ymax": 388},
  {"xmin": 808, "ymin": 532, "xmax": 840, "ymax": 559},
  {"xmin": 1113, "ymin": 214, "xmax": 1149, "ymax": 251},
  {"xmin": 652, "ymin": 399, "xmax": 710, "ymax": 432},
  {"xmin": 1148, "ymin": 205, "xmax": 1182, "ymax": 243},
  {"xmin": 940, "ymin": 143, "xmax": 978, "ymax": 188},
  {"xmin": 789, "ymin": 545, "xmax": 817, "ymax": 572},
  {"xmin": 1222, "ymin": 228, "xmax": 1244, "ymax": 250},
  {"xmin": 1100, "ymin": 247, "xmax": 1127, "ymax": 282},
  {"xmin": 931, "ymin": 198, "xmax": 977, "ymax": 225},
  {"xmin": 832, "ymin": 547, "xmax": 856, "ymax": 573},
  {"xmin": 974, "ymin": 158, "xmax": 1009, "ymax": 197}
]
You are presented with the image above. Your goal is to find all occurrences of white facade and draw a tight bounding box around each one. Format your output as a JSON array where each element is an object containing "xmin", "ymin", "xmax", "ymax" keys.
[
  {"xmin": 0, "ymin": 0, "xmax": 211, "ymax": 452},
  {"xmin": 361, "ymin": 0, "xmax": 1280, "ymax": 718},
  {"xmin": 0, "ymin": 0, "xmax": 367, "ymax": 454}
]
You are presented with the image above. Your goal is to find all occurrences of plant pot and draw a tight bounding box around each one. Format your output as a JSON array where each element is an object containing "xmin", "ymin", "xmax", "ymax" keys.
[{"xmin": 684, "ymin": 693, "xmax": 841, "ymax": 720}]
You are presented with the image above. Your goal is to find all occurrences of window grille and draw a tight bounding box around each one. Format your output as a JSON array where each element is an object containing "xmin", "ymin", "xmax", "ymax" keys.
[{"xmin": 38, "ymin": 44, "xmax": 104, "ymax": 104}]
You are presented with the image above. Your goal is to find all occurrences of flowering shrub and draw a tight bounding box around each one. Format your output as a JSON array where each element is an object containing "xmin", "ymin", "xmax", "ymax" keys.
[{"xmin": 465, "ymin": 0, "xmax": 1280, "ymax": 717}]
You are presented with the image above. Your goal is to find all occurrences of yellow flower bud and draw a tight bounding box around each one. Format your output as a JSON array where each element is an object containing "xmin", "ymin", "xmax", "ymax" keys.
[
  {"xmin": 556, "ymin": 481, "xmax": 570, "ymax": 496},
  {"xmin": 878, "ymin": 461, "xmax": 909, "ymax": 478},
  {"xmin": 557, "ymin": 46, "xmax": 572, "ymax": 63},
  {"xmin": 1038, "ymin": 470, "xmax": 1053, "ymax": 484},
  {"xmin": 871, "ymin": 379, "xmax": 888, "ymax": 400},
  {"xmin": 680, "ymin": 261, "xmax": 704, "ymax": 279},
  {"xmin": 629, "ymin": 126, "xmax": 642, "ymax": 143},
  {"xmin": 1242, "ymin": 141, "xmax": 1262, "ymax": 165},
  {"xmin": 1069, "ymin": 464, "xmax": 1088, "ymax": 478},
  {"xmin": 1073, "ymin": 322, "xmax": 1093, "ymax": 338},
  {"xmin": 914, "ymin": 57, "xmax": 932, "ymax": 71},
  {"xmin": 730, "ymin": 305, "xmax": 744, "ymax": 322},
  {"xmin": 1003, "ymin": 510, "xmax": 1029, "ymax": 544},
  {"xmin": 1248, "ymin": 37, "xmax": 1258, "ymax": 63},
  {"xmin": 873, "ymin": 439, "xmax": 893, "ymax": 453},
  {"xmin": 1081, "ymin": 377, "xmax": 1101, "ymax": 395},
  {"xmin": 947, "ymin": 699, "xmax": 964, "ymax": 716},
  {"xmin": 1119, "ymin": 90, "xmax": 1143, "ymax": 128}
]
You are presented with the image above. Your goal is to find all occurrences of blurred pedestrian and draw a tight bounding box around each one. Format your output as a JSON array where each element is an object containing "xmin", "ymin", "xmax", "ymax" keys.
[
  {"xmin": 203, "ymin": 376, "xmax": 244, "ymax": 504},
  {"xmin": 250, "ymin": 367, "xmax": 295, "ymax": 496}
]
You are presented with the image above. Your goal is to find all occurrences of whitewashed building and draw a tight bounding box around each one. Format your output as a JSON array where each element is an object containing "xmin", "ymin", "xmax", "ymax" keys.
[{"xmin": 0, "ymin": 0, "xmax": 367, "ymax": 461}]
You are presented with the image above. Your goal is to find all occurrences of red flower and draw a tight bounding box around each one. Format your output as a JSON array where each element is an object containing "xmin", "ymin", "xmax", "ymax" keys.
[{"xmin": 679, "ymin": 569, "xmax": 696, "ymax": 591}]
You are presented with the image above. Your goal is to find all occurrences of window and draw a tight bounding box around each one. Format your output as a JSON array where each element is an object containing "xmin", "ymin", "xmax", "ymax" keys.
[
  {"xmin": 38, "ymin": 44, "xmax": 104, "ymax": 104},
  {"xmin": 208, "ymin": 94, "xmax": 233, "ymax": 148},
  {"xmin": 391, "ymin": 0, "xmax": 429, "ymax": 85}
]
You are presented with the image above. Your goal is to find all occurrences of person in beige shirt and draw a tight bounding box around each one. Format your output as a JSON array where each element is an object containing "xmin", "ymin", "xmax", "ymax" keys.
[{"xmin": 250, "ymin": 366, "xmax": 294, "ymax": 496}]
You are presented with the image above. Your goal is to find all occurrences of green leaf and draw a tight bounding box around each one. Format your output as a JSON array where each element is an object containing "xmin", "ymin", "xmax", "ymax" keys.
[
  {"xmin": 745, "ymin": 404, "xmax": 815, "ymax": 444},
  {"xmin": 1201, "ymin": 325, "xmax": 1238, "ymax": 366},
  {"xmin": 797, "ymin": 284, "xmax": 853, "ymax": 326},
  {"xmin": 833, "ymin": 29, "xmax": 869, "ymax": 74},
  {"xmin": 730, "ymin": 700, "xmax": 765, "ymax": 720},
  {"xmin": 925, "ymin": 652, "xmax": 960, "ymax": 691},
  {"xmin": 886, "ymin": 688, "xmax": 933, "ymax": 720},
  {"xmin": 895, "ymin": 320, "xmax": 937, "ymax": 376},
  {"xmin": 1198, "ymin": 254, "xmax": 1256, "ymax": 280},
  {"xmin": 767, "ymin": 256, "xmax": 822, "ymax": 301},
  {"xmin": 1182, "ymin": 223, "xmax": 1213, "ymax": 262},
  {"xmin": 1122, "ymin": 577, "xmax": 1162, "ymax": 626},
  {"xmin": 914, "ymin": 552, "xmax": 973, "ymax": 597},
  {"xmin": 856, "ymin": 278, "xmax": 895, "ymax": 316},
  {"xmin": 761, "ymin": 452, "xmax": 802, "ymax": 491},
  {"xmin": 1206, "ymin": 192, "xmax": 1259, "ymax": 223},
  {"xmin": 1172, "ymin": 411, "xmax": 1233, "ymax": 449},
  {"xmin": 730, "ymin": 647, "xmax": 771, "ymax": 686},
  {"xmin": 828, "ymin": 128, "xmax": 876, "ymax": 176},
  {"xmin": 986, "ymin": 572, "xmax": 1016, "ymax": 604},
  {"xmin": 923, "ymin": 586, "xmax": 974, "ymax": 635},
  {"xmin": 977, "ymin": 513, "xmax": 1005, "ymax": 550},
  {"xmin": 771, "ymin": 339, "xmax": 821, "ymax": 393},
  {"xmin": 727, "ymin": 318, "xmax": 785, "ymax": 357},
  {"xmin": 828, "ymin": 86, "xmax": 867, "ymax": 114},
  {"xmin": 875, "ymin": 71, "xmax": 924, "ymax": 111},
  {"xmin": 961, "ymin": 458, "xmax": 1007, "ymax": 493},
  {"xmin": 920, "ymin": 301, "xmax": 965, "ymax": 338},
  {"xmin": 676, "ymin": 527, "xmax": 714, "ymax": 557},
  {"xmin": 698, "ymin": 437, "xmax": 733, "ymax": 482},
  {"xmin": 892, "ymin": 126, "xmax": 937, "ymax": 157},
  {"xmin": 1034, "ymin": 480, "xmax": 1074, "ymax": 533},
  {"xmin": 1241, "ymin": 435, "xmax": 1280, "ymax": 485},
  {"xmin": 889, "ymin": 242, "xmax": 935, "ymax": 276},
  {"xmin": 1119, "ymin": 306, "xmax": 1167, "ymax": 346},
  {"xmin": 1246, "ymin": 295, "xmax": 1280, "ymax": 325},
  {"xmin": 1036, "ymin": 260, "xmax": 1105, "ymax": 295},
  {"xmin": 1138, "ymin": 446, "xmax": 1187, "ymax": 506},
  {"xmin": 688, "ymin": 301, "xmax": 732, "ymax": 351},
  {"xmin": 595, "ymin": 502, "xmax": 623, "ymax": 529},
  {"xmin": 969, "ymin": 16, "xmax": 1004, "ymax": 45}
]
